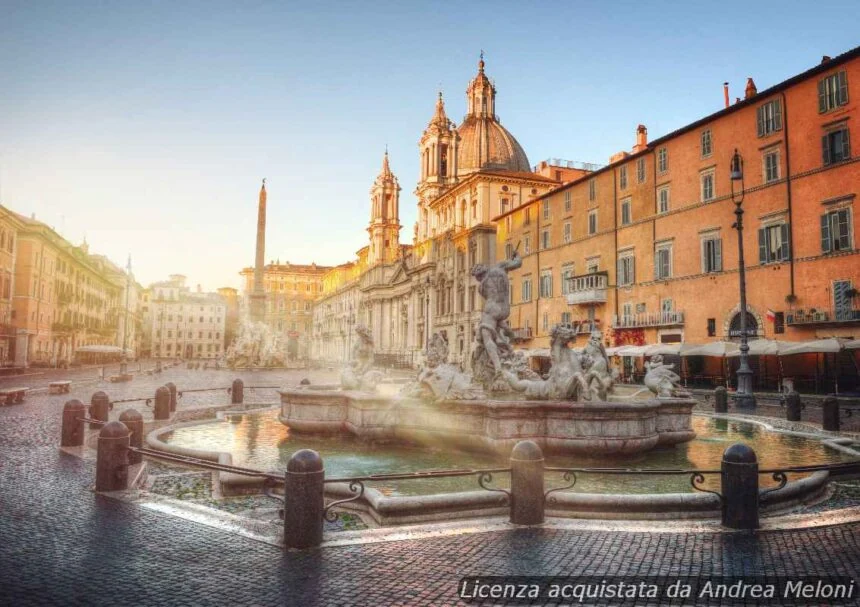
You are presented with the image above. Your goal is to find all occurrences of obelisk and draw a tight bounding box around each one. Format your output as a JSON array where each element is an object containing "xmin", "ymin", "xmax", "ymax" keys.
[{"xmin": 250, "ymin": 178, "xmax": 267, "ymax": 322}]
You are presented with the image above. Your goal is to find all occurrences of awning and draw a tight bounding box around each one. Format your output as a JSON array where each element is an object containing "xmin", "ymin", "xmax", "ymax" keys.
[
  {"xmin": 845, "ymin": 339, "xmax": 860, "ymax": 350},
  {"xmin": 679, "ymin": 341, "xmax": 739, "ymax": 357},
  {"xmin": 777, "ymin": 338, "xmax": 848, "ymax": 355}
]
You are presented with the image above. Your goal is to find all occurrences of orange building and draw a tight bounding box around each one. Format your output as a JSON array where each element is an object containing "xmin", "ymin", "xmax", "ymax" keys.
[{"xmin": 498, "ymin": 47, "xmax": 860, "ymax": 387}]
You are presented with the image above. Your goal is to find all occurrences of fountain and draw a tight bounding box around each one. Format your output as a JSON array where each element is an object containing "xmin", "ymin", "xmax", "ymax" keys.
[
  {"xmin": 225, "ymin": 316, "xmax": 288, "ymax": 369},
  {"xmin": 280, "ymin": 252, "xmax": 698, "ymax": 455}
]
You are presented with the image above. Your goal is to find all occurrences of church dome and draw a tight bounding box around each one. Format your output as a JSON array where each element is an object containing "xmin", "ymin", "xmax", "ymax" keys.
[{"xmin": 456, "ymin": 115, "xmax": 530, "ymax": 174}]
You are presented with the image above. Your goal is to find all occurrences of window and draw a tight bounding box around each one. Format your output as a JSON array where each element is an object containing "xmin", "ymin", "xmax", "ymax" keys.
[
  {"xmin": 622, "ymin": 302, "xmax": 633, "ymax": 320},
  {"xmin": 587, "ymin": 260, "xmax": 599, "ymax": 273},
  {"xmin": 588, "ymin": 179, "xmax": 596, "ymax": 201},
  {"xmin": 658, "ymin": 186, "xmax": 670, "ymax": 214},
  {"xmin": 821, "ymin": 208, "xmax": 852, "ymax": 253},
  {"xmin": 564, "ymin": 190, "xmax": 572, "ymax": 212},
  {"xmin": 588, "ymin": 210, "xmax": 597, "ymax": 235},
  {"xmin": 637, "ymin": 158, "xmax": 646, "ymax": 183},
  {"xmin": 617, "ymin": 254, "xmax": 635, "ymax": 286},
  {"xmin": 619, "ymin": 166, "xmax": 628, "ymax": 190},
  {"xmin": 523, "ymin": 234, "xmax": 531, "ymax": 254},
  {"xmin": 818, "ymin": 70, "xmax": 849, "ymax": 113},
  {"xmin": 542, "ymin": 312, "xmax": 549, "ymax": 331},
  {"xmin": 500, "ymin": 198, "xmax": 509, "ymax": 215},
  {"xmin": 707, "ymin": 318, "xmax": 716, "ymax": 337},
  {"xmin": 822, "ymin": 128, "xmax": 851, "ymax": 165},
  {"xmin": 541, "ymin": 229, "xmax": 550, "ymax": 250},
  {"xmin": 654, "ymin": 244, "xmax": 672, "ymax": 280},
  {"xmin": 661, "ymin": 298, "xmax": 674, "ymax": 314},
  {"xmin": 758, "ymin": 223, "xmax": 790, "ymax": 264},
  {"xmin": 561, "ymin": 311, "xmax": 571, "ymax": 325},
  {"xmin": 763, "ymin": 150, "xmax": 780, "ymax": 183},
  {"xmin": 701, "ymin": 129, "xmax": 712, "ymax": 157},
  {"xmin": 542, "ymin": 199, "xmax": 550, "ymax": 220},
  {"xmin": 563, "ymin": 222, "xmax": 571, "ymax": 244},
  {"xmin": 621, "ymin": 198, "xmax": 632, "ymax": 225},
  {"xmin": 505, "ymin": 243, "xmax": 513, "ymax": 259},
  {"xmin": 702, "ymin": 237, "xmax": 723, "ymax": 273},
  {"xmin": 561, "ymin": 264, "xmax": 574, "ymax": 295},
  {"xmin": 524, "ymin": 208, "xmax": 531, "ymax": 225},
  {"xmin": 539, "ymin": 271, "xmax": 553, "ymax": 298},
  {"xmin": 657, "ymin": 147, "xmax": 668, "ymax": 173},
  {"xmin": 521, "ymin": 278, "xmax": 532, "ymax": 302},
  {"xmin": 700, "ymin": 170, "xmax": 715, "ymax": 202},
  {"xmin": 756, "ymin": 99, "xmax": 782, "ymax": 137},
  {"xmin": 774, "ymin": 312, "xmax": 785, "ymax": 334}
]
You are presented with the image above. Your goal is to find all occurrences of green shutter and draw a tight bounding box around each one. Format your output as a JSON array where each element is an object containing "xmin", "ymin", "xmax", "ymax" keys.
[
  {"xmin": 630, "ymin": 257, "xmax": 635, "ymax": 284},
  {"xmin": 654, "ymin": 251, "xmax": 660, "ymax": 279},
  {"xmin": 758, "ymin": 228, "xmax": 767, "ymax": 264},
  {"xmin": 715, "ymin": 239, "xmax": 722, "ymax": 271},
  {"xmin": 780, "ymin": 224, "xmax": 790, "ymax": 261},
  {"xmin": 821, "ymin": 214, "xmax": 832, "ymax": 253},
  {"xmin": 822, "ymin": 134, "xmax": 831, "ymax": 165},
  {"xmin": 818, "ymin": 79, "xmax": 827, "ymax": 113},
  {"xmin": 837, "ymin": 71, "xmax": 849, "ymax": 106},
  {"xmin": 837, "ymin": 209, "xmax": 851, "ymax": 249},
  {"xmin": 842, "ymin": 128, "xmax": 851, "ymax": 160},
  {"xmin": 756, "ymin": 106, "xmax": 764, "ymax": 137},
  {"xmin": 773, "ymin": 100, "xmax": 783, "ymax": 131}
]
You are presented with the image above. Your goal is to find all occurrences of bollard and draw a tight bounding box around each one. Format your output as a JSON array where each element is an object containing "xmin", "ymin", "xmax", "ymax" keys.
[
  {"xmin": 300, "ymin": 378, "xmax": 311, "ymax": 386},
  {"xmin": 154, "ymin": 386, "xmax": 171, "ymax": 420},
  {"xmin": 785, "ymin": 390, "xmax": 802, "ymax": 422},
  {"xmin": 155, "ymin": 360, "xmax": 162, "ymax": 373},
  {"xmin": 232, "ymin": 379, "xmax": 244, "ymax": 404},
  {"xmin": 284, "ymin": 449, "xmax": 324, "ymax": 549},
  {"xmin": 95, "ymin": 421, "xmax": 130, "ymax": 492},
  {"xmin": 165, "ymin": 382, "xmax": 177, "ymax": 412},
  {"xmin": 509, "ymin": 440, "xmax": 545, "ymax": 525},
  {"xmin": 119, "ymin": 409, "xmax": 143, "ymax": 465},
  {"xmin": 90, "ymin": 391, "xmax": 111, "ymax": 430},
  {"xmin": 822, "ymin": 396, "xmax": 840, "ymax": 431},
  {"xmin": 61, "ymin": 399, "xmax": 86, "ymax": 447},
  {"xmin": 721, "ymin": 443, "xmax": 759, "ymax": 530},
  {"xmin": 714, "ymin": 386, "xmax": 728, "ymax": 413}
]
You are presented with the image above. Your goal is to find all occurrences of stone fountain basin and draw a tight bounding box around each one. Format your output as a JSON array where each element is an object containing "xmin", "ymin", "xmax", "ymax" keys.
[{"xmin": 279, "ymin": 387, "xmax": 696, "ymax": 456}]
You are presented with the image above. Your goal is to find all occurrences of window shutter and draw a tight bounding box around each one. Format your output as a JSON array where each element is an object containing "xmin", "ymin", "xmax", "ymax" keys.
[
  {"xmin": 758, "ymin": 228, "xmax": 767, "ymax": 264},
  {"xmin": 837, "ymin": 71, "xmax": 849, "ymax": 105},
  {"xmin": 780, "ymin": 224, "xmax": 790, "ymax": 260},
  {"xmin": 842, "ymin": 128, "xmax": 851, "ymax": 160},
  {"xmin": 630, "ymin": 257, "xmax": 635, "ymax": 284},
  {"xmin": 756, "ymin": 106, "xmax": 764, "ymax": 137},
  {"xmin": 820, "ymin": 214, "xmax": 832, "ymax": 253},
  {"xmin": 818, "ymin": 79, "xmax": 827, "ymax": 113},
  {"xmin": 838, "ymin": 209, "xmax": 851, "ymax": 249},
  {"xmin": 654, "ymin": 251, "xmax": 660, "ymax": 279},
  {"xmin": 773, "ymin": 100, "xmax": 783, "ymax": 131},
  {"xmin": 715, "ymin": 239, "xmax": 722, "ymax": 271},
  {"xmin": 822, "ymin": 135, "xmax": 831, "ymax": 166},
  {"xmin": 617, "ymin": 258, "xmax": 624, "ymax": 285}
]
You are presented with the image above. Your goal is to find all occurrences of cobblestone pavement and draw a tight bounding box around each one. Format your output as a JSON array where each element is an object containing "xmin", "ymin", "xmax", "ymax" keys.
[{"xmin": 2, "ymin": 369, "xmax": 860, "ymax": 606}]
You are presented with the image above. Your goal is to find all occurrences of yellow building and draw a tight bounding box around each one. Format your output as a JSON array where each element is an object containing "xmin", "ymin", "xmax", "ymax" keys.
[{"xmin": 0, "ymin": 207, "xmax": 22, "ymax": 364}]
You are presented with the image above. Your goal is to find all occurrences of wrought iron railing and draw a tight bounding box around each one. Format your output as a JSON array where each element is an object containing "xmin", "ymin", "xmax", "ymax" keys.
[{"xmin": 612, "ymin": 311, "xmax": 685, "ymax": 328}]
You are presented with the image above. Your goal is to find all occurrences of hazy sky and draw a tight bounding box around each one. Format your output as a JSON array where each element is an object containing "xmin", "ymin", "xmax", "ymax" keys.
[{"xmin": 1, "ymin": 1, "xmax": 857, "ymax": 291}]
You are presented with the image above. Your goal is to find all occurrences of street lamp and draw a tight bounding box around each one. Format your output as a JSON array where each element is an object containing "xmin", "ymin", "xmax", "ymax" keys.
[{"xmin": 730, "ymin": 149, "xmax": 756, "ymax": 409}]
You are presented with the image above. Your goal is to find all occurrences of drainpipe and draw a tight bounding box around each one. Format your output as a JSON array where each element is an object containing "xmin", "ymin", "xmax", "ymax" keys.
[
  {"xmin": 613, "ymin": 167, "xmax": 619, "ymax": 330},
  {"xmin": 781, "ymin": 91, "xmax": 796, "ymax": 299}
]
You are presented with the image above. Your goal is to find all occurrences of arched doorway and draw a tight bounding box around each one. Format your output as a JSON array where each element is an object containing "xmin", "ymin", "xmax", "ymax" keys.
[{"xmin": 728, "ymin": 311, "xmax": 759, "ymax": 340}]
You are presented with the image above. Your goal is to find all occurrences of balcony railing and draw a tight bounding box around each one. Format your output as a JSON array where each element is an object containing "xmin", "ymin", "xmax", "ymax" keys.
[
  {"xmin": 612, "ymin": 311, "xmax": 685, "ymax": 329},
  {"xmin": 565, "ymin": 272, "xmax": 608, "ymax": 306},
  {"xmin": 786, "ymin": 308, "xmax": 860, "ymax": 325},
  {"xmin": 511, "ymin": 327, "xmax": 533, "ymax": 341}
]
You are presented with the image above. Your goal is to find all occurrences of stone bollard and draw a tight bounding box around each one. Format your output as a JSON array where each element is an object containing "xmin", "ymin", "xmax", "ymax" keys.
[
  {"xmin": 785, "ymin": 390, "xmax": 802, "ymax": 422},
  {"xmin": 509, "ymin": 440, "xmax": 545, "ymax": 525},
  {"xmin": 721, "ymin": 443, "xmax": 759, "ymax": 530},
  {"xmin": 90, "ymin": 391, "xmax": 111, "ymax": 430},
  {"xmin": 120, "ymin": 361, "xmax": 127, "ymax": 376},
  {"xmin": 231, "ymin": 379, "xmax": 244, "ymax": 404},
  {"xmin": 155, "ymin": 360, "xmax": 162, "ymax": 373},
  {"xmin": 300, "ymin": 378, "xmax": 311, "ymax": 386},
  {"xmin": 119, "ymin": 409, "xmax": 144, "ymax": 465},
  {"xmin": 154, "ymin": 386, "xmax": 171, "ymax": 420},
  {"xmin": 714, "ymin": 386, "xmax": 728, "ymax": 413},
  {"xmin": 284, "ymin": 449, "xmax": 325, "ymax": 549},
  {"xmin": 61, "ymin": 399, "xmax": 86, "ymax": 447},
  {"xmin": 165, "ymin": 382, "xmax": 177, "ymax": 412},
  {"xmin": 95, "ymin": 421, "xmax": 130, "ymax": 492},
  {"xmin": 822, "ymin": 396, "xmax": 840, "ymax": 431}
]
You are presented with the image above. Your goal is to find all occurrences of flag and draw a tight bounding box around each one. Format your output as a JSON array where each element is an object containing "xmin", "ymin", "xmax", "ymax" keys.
[{"xmin": 766, "ymin": 309, "xmax": 776, "ymax": 322}]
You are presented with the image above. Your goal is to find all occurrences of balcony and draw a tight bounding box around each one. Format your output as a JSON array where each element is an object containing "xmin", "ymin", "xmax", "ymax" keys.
[
  {"xmin": 786, "ymin": 307, "xmax": 860, "ymax": 325},
  {"xmin": 511, "ymin": 327, "xmax": 533, "ymax": 342},
  {"xmin": 612, "ymin": 311, "xmax": 685, "ymax": 329},
  {"xmin": 565, "ymin": 272, "xmax": 608, "ymax": 306}
]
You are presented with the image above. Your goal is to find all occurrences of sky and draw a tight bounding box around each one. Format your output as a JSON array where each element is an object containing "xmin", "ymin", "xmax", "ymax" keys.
[{"xmin": 1, "ymin": 1, "xmax": 857, "ymax": 291}]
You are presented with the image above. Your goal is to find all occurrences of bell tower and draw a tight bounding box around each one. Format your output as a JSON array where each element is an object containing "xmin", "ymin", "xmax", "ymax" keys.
[
  {"xmin": 415, "ymin": 91, "xmax": 459, "ymax": 240},
  {"xmin": 368, "ymin": 150, "xmax": 401, "ymax": 266}
]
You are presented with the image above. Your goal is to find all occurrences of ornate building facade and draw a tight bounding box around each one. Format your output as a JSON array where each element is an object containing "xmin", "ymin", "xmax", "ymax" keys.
[{"xmin": 312, "ymin": 58, "xmax": 578, "ymax": 365}]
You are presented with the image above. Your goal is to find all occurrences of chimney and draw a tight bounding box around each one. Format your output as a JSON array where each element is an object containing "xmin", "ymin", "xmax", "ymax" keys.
[
  {"xmin": 735, "ymin": 97, "xmax": 741, "ymax": 104},
  {"xmin": 744, "ymin": 77, "xmax": 757, "ymax": 99},
  {"xmin": 821, "ymin": 55, "xmax": 832, "ymax": 64},
  {"xmin": 723, "ymin": 82, "xmax": 730, "ymax": 108},
  {"xmin": 631, "ymin": 124, "xmax": 648, "ymax": 153}
]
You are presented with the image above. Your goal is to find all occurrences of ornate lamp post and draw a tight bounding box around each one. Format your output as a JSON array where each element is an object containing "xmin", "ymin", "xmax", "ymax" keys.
[{"xmin": 730, "ymin": 149, "xmax": 756, "ymax": 409}]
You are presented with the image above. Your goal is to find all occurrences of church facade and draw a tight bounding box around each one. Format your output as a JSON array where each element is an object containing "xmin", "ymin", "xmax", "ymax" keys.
[{"xmin": 311, "ymin": 58, "xmax": 578, "ymax": 366}]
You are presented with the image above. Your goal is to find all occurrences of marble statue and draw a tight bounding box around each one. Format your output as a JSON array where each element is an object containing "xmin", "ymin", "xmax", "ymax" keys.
[
  {"xmin": 644, "ymin": 354, "xmax": 691, "ymax": 398},
  {"xmin": 579, "ymin": 331, "xmax": 617, "ymax": 401},
  {"xmin": 341, "ymin": 325, "xmax": 383, "ymax": 391},
  {"xmin": 503, "ymin": 324, "xmax": 584, "ymax": 400},
  {"xmin": 401, "ymin": 333, "xmax": 483, "ymax": 400},
  {"xmin": 225, "ymin": 318, "xmax": 287, "ymax": 369}
]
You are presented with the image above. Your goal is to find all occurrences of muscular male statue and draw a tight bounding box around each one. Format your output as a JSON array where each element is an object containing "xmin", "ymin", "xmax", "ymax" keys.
[{"xmin": 470, "ymin": 251, "xmax": 522, "ymax": 376}]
